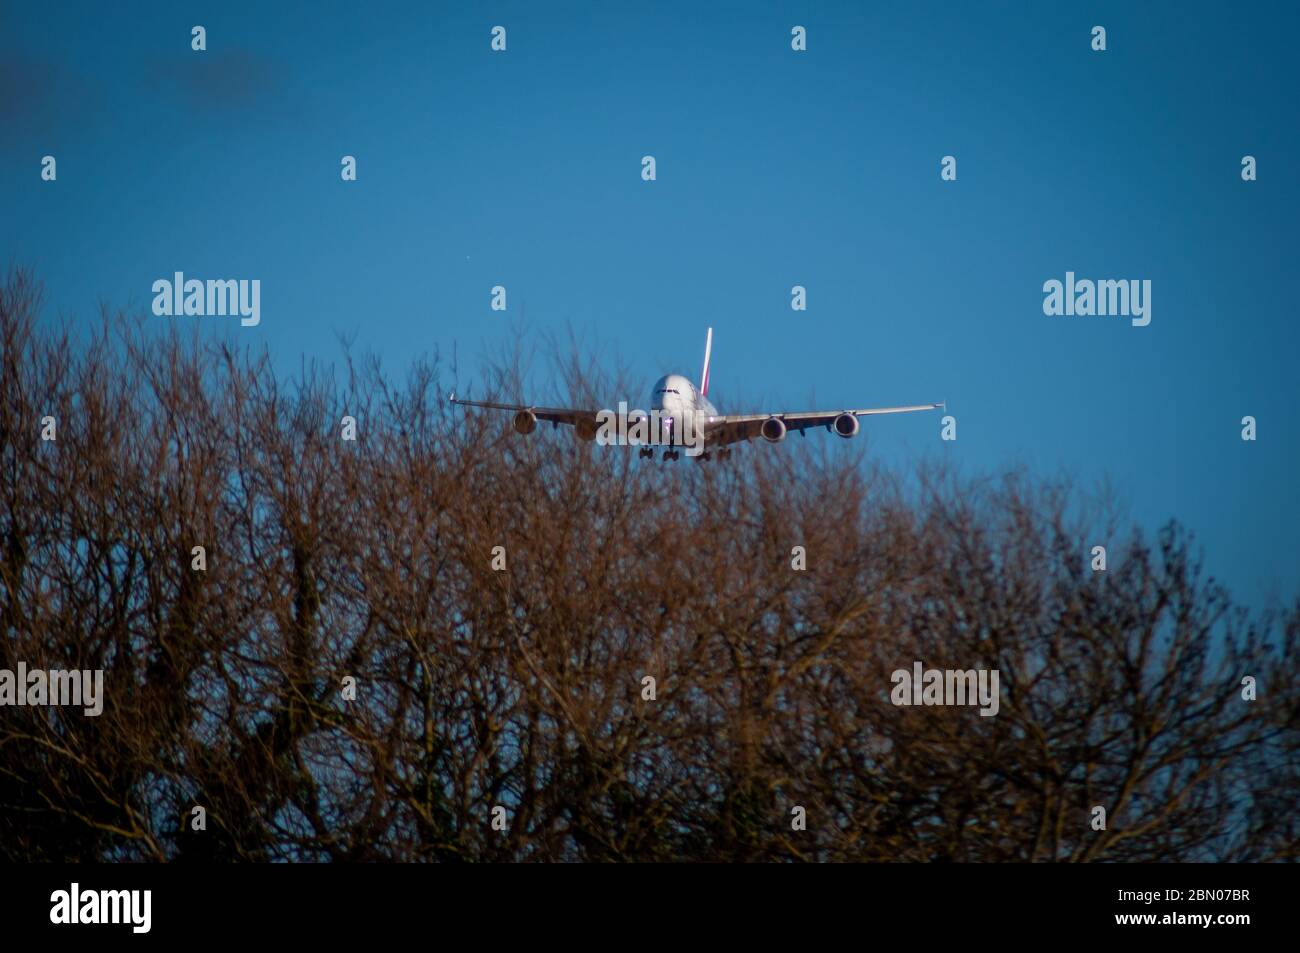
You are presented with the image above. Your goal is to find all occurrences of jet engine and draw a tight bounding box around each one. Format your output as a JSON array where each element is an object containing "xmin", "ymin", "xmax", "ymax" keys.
[
  {"xmin": 832, "ymin": 413, "xmax": 860, "ymax": 438},
  {"xmin": 513, "ymin": 410, "xmax": 537, "ymax": 435},
  {"xmin": 574, "ymin": 418, "xmax": 598, "ymax": 442},
  {"xmin": 760, "ymin": 417, "xmax": 787, "ymax": 442}
]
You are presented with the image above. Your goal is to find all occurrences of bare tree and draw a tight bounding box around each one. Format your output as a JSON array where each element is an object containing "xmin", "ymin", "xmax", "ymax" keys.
[{"xmin": 1, "ymin": 267, "xmax": 1295, "ymax": 862}]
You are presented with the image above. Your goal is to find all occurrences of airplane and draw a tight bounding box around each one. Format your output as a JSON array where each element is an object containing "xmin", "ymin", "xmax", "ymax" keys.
[{"xmin": 448, "ymin": 328, "xmax": 944, "ymax": 461}]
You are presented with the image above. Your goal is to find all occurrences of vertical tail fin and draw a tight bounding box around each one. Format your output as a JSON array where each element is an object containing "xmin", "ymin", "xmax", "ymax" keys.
[{"xmin": 699, "ymin": 327, "xmax": 713, "ymax": 397}]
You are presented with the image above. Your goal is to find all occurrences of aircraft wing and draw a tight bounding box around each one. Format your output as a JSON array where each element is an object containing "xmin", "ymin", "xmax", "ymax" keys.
[
  {"xmin": 448, "ymin": 394, "xmax": 651, "ymax": 431},
  {"xmin": 702, "ymin": 403, "xmax": 945, "ymax": 448}
]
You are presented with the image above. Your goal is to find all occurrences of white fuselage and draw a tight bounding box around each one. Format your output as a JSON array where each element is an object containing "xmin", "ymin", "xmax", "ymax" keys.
[{"xmin": 651, "ymin": 373, "xmax": 717, "ymax": 440}]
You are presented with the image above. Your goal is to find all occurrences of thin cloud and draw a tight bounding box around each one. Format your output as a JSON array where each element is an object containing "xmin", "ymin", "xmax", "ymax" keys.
[
  {"xmin": 143, "ymin": 48, "xmax": 287, "ymax": 113},
  {"xmin": 0, "ymin": 53, "xmax": 97, "ymax": 150}
]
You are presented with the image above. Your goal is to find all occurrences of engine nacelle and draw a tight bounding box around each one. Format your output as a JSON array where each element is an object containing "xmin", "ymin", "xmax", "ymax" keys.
[
  {"xmin": 513, "ymin": 410, "xmax": 537, "ymax": 435},
  {"xmin": 760, "ymin": 416, "xmax": 787, "ymax": 443},
  {"xmin": 574, "ymin": 418, "xmax": 598, "ymax": 442},
  {"xmin": 832, "ymin": 412, "xmax": 860, "ymax": 438}
]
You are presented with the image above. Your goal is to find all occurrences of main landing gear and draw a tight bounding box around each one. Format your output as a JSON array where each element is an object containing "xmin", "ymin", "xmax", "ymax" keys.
[
  {"xmin": 641, "ymin": 447, "xmax": 733, "ymax": 462},
  {"xmin": 647, "ymin": 447, "xmax": 733, "ymax": 460}
]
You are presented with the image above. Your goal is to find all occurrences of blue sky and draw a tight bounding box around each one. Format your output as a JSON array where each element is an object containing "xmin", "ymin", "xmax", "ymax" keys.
[{"xmin": 2, "ymin": 1, "xmax": 1297, "ymax": 608}]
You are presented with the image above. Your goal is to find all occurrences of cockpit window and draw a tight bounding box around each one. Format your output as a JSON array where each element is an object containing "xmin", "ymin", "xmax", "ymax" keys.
[{"xmin": 655, "ymin": 388, "xmax": 681, "ymax": 395}]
